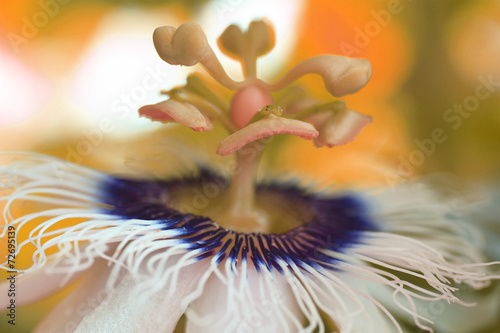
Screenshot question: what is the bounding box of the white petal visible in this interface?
[73,259,208,333]
[433,284,500,333]
[185,264,304,333]
[34,260,112,333]
[0,265,83,308]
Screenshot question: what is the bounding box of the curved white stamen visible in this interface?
[216,115,318,156]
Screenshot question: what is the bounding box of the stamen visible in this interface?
[168,89,237,133]
[216,115,318,156]
[184,75,230,113]
[293,101,347,119]
[139,99,213,132]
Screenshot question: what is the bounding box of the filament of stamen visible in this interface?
[169,90,237,133]
[185,75,230,112]
[293,101,347,120]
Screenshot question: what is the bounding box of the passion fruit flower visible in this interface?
[1,20,499,333]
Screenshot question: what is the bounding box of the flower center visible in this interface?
[167,175,314,234]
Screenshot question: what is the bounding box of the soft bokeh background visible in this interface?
[1,0,499,332]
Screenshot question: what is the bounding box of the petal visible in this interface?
[299,274,396,333]
[432,285,500,333]
[34,260,112,333]
[0,264,83,308]
[139,99,213,132]
[313,109,372,147]
[216,115,318,156]
[71,259,209,333]
[185,264,304,333]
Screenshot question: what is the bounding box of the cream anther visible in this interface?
[139,99,213,132]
